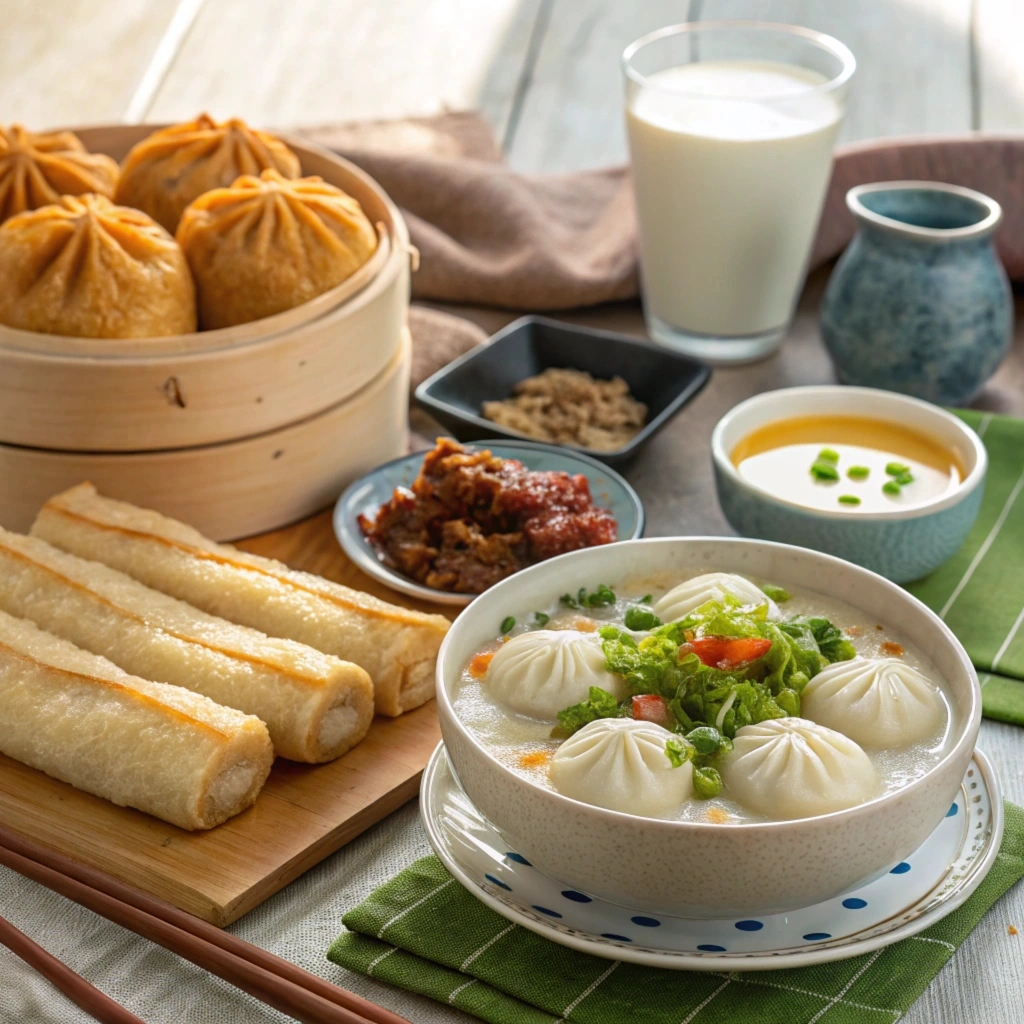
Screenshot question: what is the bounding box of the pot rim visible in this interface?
[846,180,1003,242]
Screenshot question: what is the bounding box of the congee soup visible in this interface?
[453,570,954,825]
[730,415,966,513]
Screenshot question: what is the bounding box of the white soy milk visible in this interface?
[626,60,842,339]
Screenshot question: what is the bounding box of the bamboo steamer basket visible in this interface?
[0,124,411,452]
[0,330,411,541]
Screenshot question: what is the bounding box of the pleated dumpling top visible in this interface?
[0,194,196,339]
[177,168,378,329]
[0,125,119,223]
[115,114,302,232]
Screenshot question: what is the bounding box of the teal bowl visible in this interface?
[711,386,987,583]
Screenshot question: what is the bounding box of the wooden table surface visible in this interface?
[4,2,1024,1021]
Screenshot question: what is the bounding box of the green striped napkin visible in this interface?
[907,410,1024,725]
[328,803,1024,1024]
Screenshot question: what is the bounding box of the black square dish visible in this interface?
[414,316,711,466]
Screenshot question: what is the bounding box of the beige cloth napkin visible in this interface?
[302,115,1024,384]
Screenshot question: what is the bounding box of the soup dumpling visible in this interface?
[801,657,946,749]
[0,125,119,223]
[654,572,781,623]
[0,195,196,339]
[177,169,378,329]
[116,114,302,233]
[721,718,879,819]
[485,629,625,720]
[549,718,693,816]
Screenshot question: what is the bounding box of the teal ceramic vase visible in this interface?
[820,181,1012,405]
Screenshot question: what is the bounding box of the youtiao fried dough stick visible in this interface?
[32,484,449,716]
[0,528,373,762]
[0,610,272,830]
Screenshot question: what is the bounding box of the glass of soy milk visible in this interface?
[623,22,855,364]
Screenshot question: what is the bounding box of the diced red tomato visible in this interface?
[684,636,772,670]
[631,693,670,725]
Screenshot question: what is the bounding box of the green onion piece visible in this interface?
[640,594,653,604]
[693,766,722,800]
[533,612,550,627]
[847,465,870,480]
[559,593,578,609]
[665,737,693,768]
[624,606,662,631]
[500,616,516,634]
[818,448,840,464]
[882,480,902,496]
[776,688,801,716]
[895,471,914,486]
[685,726,723,756]
[761,584,791,603]
[885,462,910,476]
[810,460,840,482]
[838,494,861,506]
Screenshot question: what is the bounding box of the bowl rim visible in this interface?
[436,535,982,832]
[710,385,988,522]
[414,314,711,462]
[333,436,646,607]
[846,180,1003,242]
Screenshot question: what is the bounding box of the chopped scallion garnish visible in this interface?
[810,460,840,482]
[533,611,549,627]
[500,616,516,634]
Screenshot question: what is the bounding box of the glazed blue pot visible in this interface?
[821,181,1012,405]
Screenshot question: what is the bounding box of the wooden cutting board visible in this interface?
[0,508,456,926]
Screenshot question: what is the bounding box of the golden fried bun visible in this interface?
[0,194,197,339]
[116,114,301,232]
[176,169,378,329]
[0,125,119,223]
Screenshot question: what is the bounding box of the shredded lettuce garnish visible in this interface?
[556,597,856,747]
[555,685,622,735]
[664,736,693,768]
[761,584,791,603]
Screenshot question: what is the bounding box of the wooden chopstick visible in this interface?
[0,911,146,1024]
[0,826,409,1024]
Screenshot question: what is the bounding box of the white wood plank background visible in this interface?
[5,0,1024,156]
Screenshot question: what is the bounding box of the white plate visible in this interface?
[333,440,644,606]
[420,742,1002,970]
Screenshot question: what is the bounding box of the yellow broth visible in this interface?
[730,415,964,513]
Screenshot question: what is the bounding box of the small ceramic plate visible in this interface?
[333,440,645,606]
[421,743,1002,970]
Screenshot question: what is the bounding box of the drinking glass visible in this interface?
[622,22,855,364]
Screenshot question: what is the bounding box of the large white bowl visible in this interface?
[436,537,981,918]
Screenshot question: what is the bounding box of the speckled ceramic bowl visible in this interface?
[436,537,980,919]
[711,386,987,583]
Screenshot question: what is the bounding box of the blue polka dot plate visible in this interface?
[333,439,644,607]
[420,743,1002,971]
